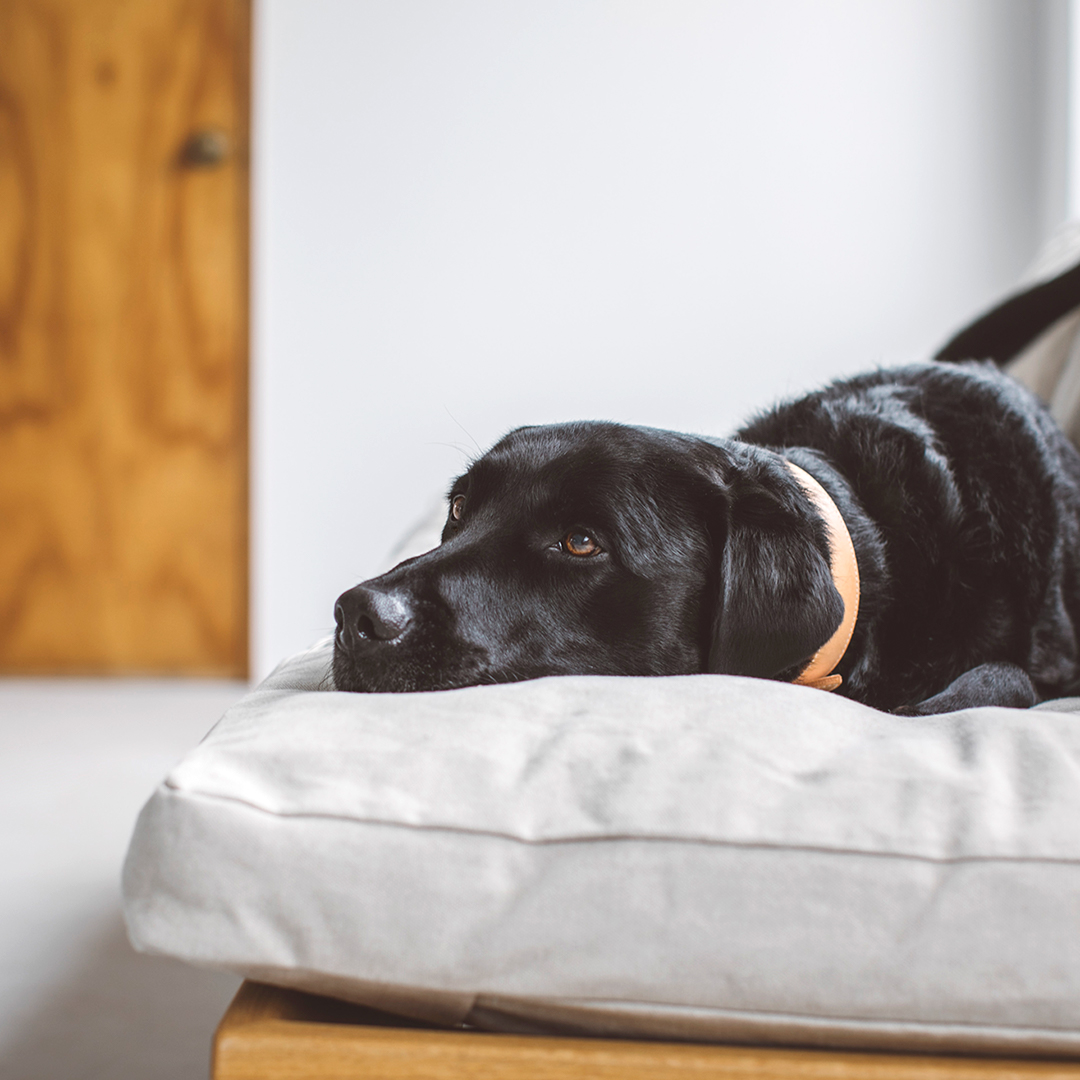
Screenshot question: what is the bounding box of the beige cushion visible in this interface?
[122,639,1080,1055]
[1003,221,1080,443]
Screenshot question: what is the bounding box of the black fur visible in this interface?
[334,276,1080,714]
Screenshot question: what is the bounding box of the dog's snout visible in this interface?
[336,586,413,645]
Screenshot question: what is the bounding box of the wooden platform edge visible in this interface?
[211,980,1080,1080]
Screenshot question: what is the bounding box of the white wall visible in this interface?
[253,0,1061,677]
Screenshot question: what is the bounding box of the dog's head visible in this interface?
[332,422,843,692]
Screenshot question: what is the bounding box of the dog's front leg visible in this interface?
[894,662,1037,716]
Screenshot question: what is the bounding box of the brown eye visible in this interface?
[451,494,466,521]
[563,530,601,556]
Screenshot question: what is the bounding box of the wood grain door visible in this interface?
[0,0,250,676]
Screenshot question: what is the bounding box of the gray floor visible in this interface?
[0,679,249,1080]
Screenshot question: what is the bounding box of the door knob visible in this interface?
[180,128,230,168]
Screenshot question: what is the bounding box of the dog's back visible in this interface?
[738,361,1080,707]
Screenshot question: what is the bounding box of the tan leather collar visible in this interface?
[784,462,860,692]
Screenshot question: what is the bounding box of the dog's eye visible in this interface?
[562,530,601,557]
[450,495,466,521]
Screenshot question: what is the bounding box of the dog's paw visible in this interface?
[892,662,1037,716]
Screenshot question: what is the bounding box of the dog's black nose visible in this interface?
[335,585,413,644]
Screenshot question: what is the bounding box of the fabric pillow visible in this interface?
[951,219,1080,443]
[123,639,1080,1055]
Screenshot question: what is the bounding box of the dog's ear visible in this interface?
[708,466,844,680]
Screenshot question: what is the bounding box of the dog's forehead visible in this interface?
[500,421,700,465]
[459,422,715,515]
[477,423,651,477]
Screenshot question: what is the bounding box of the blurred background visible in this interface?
[1,0,1077,1076]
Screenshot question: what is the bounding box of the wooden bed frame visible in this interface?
[212,981,1080,1079]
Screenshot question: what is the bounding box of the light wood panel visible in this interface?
[212,982,1080,1080]
[0,0,249,675]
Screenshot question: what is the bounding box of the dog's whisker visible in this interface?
[443,406,483,457]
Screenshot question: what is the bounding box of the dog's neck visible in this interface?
[784,461,861,691]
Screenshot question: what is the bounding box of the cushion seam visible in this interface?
[162,782,1080,866]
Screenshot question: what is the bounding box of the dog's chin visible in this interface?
[331,642,491,694]
[332,650,422,693]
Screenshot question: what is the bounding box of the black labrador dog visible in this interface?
[334,264,1080,715]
